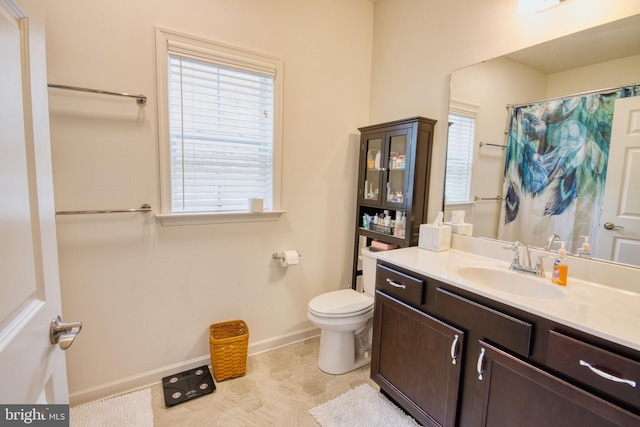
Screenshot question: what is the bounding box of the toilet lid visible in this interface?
[308,289,373,317]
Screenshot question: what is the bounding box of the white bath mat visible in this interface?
[309,383,421,427]
[70,388,153,427]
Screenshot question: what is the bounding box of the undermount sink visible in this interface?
[456,266,567,300]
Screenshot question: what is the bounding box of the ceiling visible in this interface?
[504,14,640,74]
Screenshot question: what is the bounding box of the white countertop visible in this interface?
[373,246,640,352]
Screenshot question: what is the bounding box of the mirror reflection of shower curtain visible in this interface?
[497,85,638,254]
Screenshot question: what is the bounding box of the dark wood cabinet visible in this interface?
[371,290,463,427]
[352,116,436,289]
[545,331,640,410]
[372,261,640,427]
[472,341,640,427]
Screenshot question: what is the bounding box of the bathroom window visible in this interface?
[445,106,477,204]
[155,28,284,224]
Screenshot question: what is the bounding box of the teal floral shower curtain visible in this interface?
[498,86,638,254]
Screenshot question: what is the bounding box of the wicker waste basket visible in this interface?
[209,320,249,382]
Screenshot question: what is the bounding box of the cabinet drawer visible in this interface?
[546,331,640,409]
[376,264,424,307]
[435,288,532,357]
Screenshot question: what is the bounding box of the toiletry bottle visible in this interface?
[577,236,592,259]
[383,210,391,226]
[551,242,568,286]
[367,150,375,169]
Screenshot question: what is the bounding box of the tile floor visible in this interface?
[150,336,378,426]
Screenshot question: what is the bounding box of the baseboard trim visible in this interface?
[68,326,320,406]
[248,326,319,356]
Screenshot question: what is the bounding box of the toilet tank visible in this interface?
[361,248,377,297]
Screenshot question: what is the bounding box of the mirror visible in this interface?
[445,14,640,266]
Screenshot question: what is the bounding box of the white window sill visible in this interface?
[156,210,287,226]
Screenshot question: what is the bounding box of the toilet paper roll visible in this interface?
[280,250,300,267]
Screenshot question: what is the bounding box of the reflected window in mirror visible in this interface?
[445,104,477,204]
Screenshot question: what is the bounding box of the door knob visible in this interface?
[603,222,624,230]
[50,315,82,350]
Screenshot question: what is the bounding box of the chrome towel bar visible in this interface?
[48,83,147,105]
[479,141,507,149]
[474,195,502,201]
[56,204,152,216]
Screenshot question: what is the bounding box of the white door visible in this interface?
[0,0,74,404]
[597,96,640,266]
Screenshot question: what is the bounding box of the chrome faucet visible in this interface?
[505,240,547,277]
[544,234,561,251]
[512,240,532,269]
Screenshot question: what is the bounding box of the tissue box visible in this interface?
[444,222,473,236]
[419,224,452,252]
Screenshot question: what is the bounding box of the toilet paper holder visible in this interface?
[272,251,302,260]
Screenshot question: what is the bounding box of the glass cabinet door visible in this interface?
[385,130,409,208]
[363,134,383,204]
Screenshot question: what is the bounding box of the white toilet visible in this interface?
[307,248,377,374]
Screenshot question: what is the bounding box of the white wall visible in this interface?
[547,54,640,97]
[369,0,640,224]
[45,0,374,403]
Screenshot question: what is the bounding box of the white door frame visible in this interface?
[0,0,71,406]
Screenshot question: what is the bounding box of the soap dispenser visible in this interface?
[551,242,568,286]
[577,236,592,259]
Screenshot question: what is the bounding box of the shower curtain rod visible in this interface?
[506,81,640,109]
[48,83,147,105]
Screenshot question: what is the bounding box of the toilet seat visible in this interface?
[308,289,373,318]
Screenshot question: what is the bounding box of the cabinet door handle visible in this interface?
[477,348,486,380]
[450,334,459,365]
[386,278,406,289]
[579,360,637,388]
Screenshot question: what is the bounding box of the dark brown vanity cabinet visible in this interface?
[473,341,640,427]
[545,331,640,411]
[351,117,436,288]
[371,262,640,427]
[371,291,463,427]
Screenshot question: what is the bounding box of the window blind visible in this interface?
[445,113,475,203]
[168,54,275,212]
